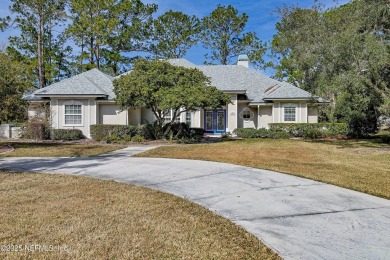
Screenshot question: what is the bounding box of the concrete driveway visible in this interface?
[1,146,389,260]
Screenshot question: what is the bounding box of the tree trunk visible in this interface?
[37,12,46,88]
[96,43,100,69]
[90,36,94,65]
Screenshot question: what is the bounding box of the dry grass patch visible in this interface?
[0,172,279,260]
[137,139,390,199]
[0,142,126,157]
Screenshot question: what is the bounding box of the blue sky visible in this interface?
[0,0,349,75]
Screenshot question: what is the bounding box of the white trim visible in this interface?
[56,99,59,129]
[63,100,84,127]
[88,99,91,136]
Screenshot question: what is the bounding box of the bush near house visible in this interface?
[140,122,204,141]
[233,128,291,139]
[163,123,204,142]
[52,129,85,140]
[90,125,140,142]
[21,119,50,140]
[269,123,348,138]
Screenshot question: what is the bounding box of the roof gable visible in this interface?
[29,68,115,99]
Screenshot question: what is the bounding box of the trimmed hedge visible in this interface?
[233,128,291,139]
[52,129,84,140]
[90,123,204,142]
[269,123,348,137]
[90,124,140,141]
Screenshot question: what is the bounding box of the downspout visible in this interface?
[257,105,260,129]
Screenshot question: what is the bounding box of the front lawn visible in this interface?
[137,139,390,199]
[0,172,279,259]
[0,142,126,157]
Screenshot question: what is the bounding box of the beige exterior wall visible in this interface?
[272,102,309,124]
[49,98,97,138]
[128,108,142,125]
[141,108,155,124]
[308,106,319,123]
[226,94,238,132]
[237,103,257,129]
[98,103,127,125]
[28,103,45,119]
[258,106,273,129]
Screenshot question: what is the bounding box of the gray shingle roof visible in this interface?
[27,59,323,103]
[27,69,115,100]
[168,59,320,103]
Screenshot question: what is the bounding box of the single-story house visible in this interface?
[25,55,326,138]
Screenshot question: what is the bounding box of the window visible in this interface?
[65,104,82,125]
[163,109,181,124]
[242,109,251,119]
[163,109,171,124]
[240,107,252,121]
[186,111,192,126]
[284,106,296,122]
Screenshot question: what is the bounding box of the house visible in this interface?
[26,55,326,138]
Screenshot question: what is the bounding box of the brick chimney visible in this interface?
[237,54,249,68]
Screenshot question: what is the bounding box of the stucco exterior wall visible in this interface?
[49,99,97,138]
[226,94,237,132]
[308,106,319,123]
[28,102,48,119]
[258,106,273,129]
[128,108,142,125]
[237,103,257,129]
[99,103,127,125]
[272,102,309,124]
[141,108,155,124]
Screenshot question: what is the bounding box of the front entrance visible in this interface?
[204,110,226,134]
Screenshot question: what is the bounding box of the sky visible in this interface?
[0,0,350,75]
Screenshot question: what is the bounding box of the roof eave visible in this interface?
[222,90,247,94]
[34,94,108,98]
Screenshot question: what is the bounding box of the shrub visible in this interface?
[21,119,50,140]
[269,123,348,137]
[380,135,390,144]
[104,134,129,144]
[90,125,140,141]
[233,128,259,138]
[163,122,190,139]
[302,129,329,139]
[267,129,291,139]
[189,128,204,139]
[52,129,84,140]
[233,128,291,139]
[131,135,145,142]
[139,122,163,140]
[175,137,202,144]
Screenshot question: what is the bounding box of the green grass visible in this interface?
[0,172,279,260]
[137,138,390,199]
[0,142,126,157]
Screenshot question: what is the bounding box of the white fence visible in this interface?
[0,124,22,139]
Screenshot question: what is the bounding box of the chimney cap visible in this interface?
[238,54,249,61]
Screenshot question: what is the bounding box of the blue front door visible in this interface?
[204,110,226,134]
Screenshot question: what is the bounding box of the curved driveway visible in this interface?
[1,146,390,260]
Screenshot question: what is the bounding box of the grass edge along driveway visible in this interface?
[0,142,126,157]
[136,138,390,199]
